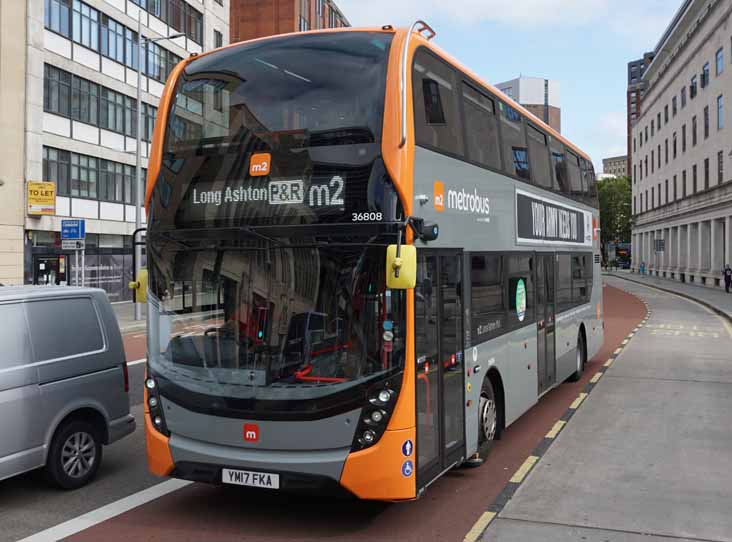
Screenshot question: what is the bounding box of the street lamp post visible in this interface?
[134,14,184,321]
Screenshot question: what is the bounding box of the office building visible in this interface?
[627,52,655,173]
[5,0,229,299]
[603,155,628,177]
[495,76,561,133]
[230,0,348,43]
[631,0,732,288]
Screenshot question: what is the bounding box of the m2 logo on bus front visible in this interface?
[249,153,271,177]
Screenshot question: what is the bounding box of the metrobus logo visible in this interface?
[249,153,271,177]
[434,180,490,218]
[243,423,259,442]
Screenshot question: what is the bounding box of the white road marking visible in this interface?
[127,358,146,366]
[16,479,192,542]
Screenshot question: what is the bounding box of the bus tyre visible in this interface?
[45,420,102,490]
[478,378,498,458]
[568,331,587,382]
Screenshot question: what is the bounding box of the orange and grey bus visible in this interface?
[136,22,603,501]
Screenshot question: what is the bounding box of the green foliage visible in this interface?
[598,176,632,249]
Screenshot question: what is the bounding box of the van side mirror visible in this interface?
[386,245,416,289]
[129,268,148,304]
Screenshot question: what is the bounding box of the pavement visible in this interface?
[481,274,732,541]
[0,283,645,542]
[607,269,732,320]
[112,302,147,334]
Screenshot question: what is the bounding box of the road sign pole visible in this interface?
[75,250,79,287]
[81,248,85,287]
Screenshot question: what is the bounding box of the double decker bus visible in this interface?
[137,22,603,501]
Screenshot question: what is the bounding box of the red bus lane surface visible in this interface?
[70,284,643,542]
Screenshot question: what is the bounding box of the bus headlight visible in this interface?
[145,376,170,437]
[352,381,401,451]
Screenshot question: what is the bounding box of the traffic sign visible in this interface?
[61,219,86,240]
[62,239,85,250]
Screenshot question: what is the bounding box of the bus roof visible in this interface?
[178,26,593,166]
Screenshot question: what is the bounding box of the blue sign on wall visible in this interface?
[61,219,86,240]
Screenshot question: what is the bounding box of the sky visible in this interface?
[337,0,684,172]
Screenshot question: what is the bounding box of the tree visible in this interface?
[598,176,632,258]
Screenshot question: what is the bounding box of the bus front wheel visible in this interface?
[478,378,498,457]
[568,330,587,382]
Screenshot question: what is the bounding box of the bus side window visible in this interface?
[470,254,505,343]
[556,254,572,312]
[527,124,553,190]
[566,151,584,200]
[461,83,502,171]
[551,146,569,194]
[571,254,591,304]
[413,50,464,157]
[500,103,530,181]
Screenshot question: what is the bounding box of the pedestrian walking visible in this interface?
[724,264,732,293]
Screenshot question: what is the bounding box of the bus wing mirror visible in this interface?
[386,245,416,289]
[128,268,148,304]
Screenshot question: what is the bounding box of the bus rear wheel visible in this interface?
[478,378,498,457]
[568,331,587,382]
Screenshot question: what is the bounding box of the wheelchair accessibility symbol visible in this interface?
[401,460,414,477]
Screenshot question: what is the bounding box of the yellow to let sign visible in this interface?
[27,181,56,216]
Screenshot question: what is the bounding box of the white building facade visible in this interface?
[22,0,229,300]
[631,0,732,288]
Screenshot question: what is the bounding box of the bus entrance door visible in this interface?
[536,254,557,395]
[414,251,466,489]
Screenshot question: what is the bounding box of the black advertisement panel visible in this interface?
[516,189,592,246]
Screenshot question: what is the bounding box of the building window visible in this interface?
[214,29,223,49]
[719,150,724,184]
[717,94,724,130]
[99,160,124,202]
[673,132,677,159]
[43,64,71,117]
[673,175,677,201]
[717,47,724,76]
[645,125,648,141]
[702,62,710,88]
[682,124,687,152]
[146,41,167,82]
[657,183,661,206]
[681,86,687,108]
[125,28,139,70]
[100,15,125,64]
[124,96,137,138]
[645,156,648,177]
[692,115,698,146]
[633,195,636,215]
[633,137,637,153]
[100,88,125,133]
[651,119,655,137]
[186,6,203,45]
[693,164,698,192]
[651,150,655,173]
[45,0,71,38]
[70,153,98,199]
[72,0,99,51]
[143,103,157,141]
[665,138,668,164]
[672,96,677,116]
[657,112,661,131]
[633,164,637,184]
[664,105,668,124]
[299,0,311,30]
[71,77,98,125]
[682,170,687,197]
[43,147,71,196]
[690,75,698,98]
[704,157,710,189]
[704,105,710,139]
[665,179,668,204]
[657,144,661,168]
[651,187,655,209]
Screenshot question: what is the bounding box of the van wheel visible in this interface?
[46,420,102,490]
[478,378,498,458]
[568,332,587,382]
